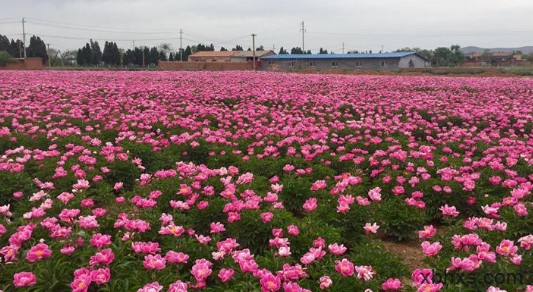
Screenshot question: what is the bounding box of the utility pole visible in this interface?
[179,29,183,62]
[251,34,257,71]
[22,17,26,59]
[381,45,384,53]
[300,21,306,52]
[342,43,345,54]
[58,49,64,67]
[142,46,145,67]
[132,40,135,50]
[47,43,51,68]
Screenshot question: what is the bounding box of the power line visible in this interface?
[307,30,533,37]
[12,17,266,51]
[25,17,176,33]
[27,19,177,35]
[26,32,248,50]
[26,32,180,42]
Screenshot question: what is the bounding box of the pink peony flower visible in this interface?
[418,225,437,239]
[303,198,318,212]
[166,251,189,264]
[287,225,300,236]
[328,243,347,255]
[382,278,403,290]
[259,272,281,291]
[421,241,442,256]
[210,222,226,233]
[440,204,459,217]
[368,187,382,201]
[355,265,374,281]
[13,271,37,287]
[260,212,274,223]
[218,268,234,283]
[335,259,354,277]
[277,246,292,257]
[364,222,379,234]
[191,259,213,282]
[137,282,163,292]
[26,243,52,262]
[90,233,112,249]
[319,276,332,289]
[310,180,327,191]
[168,280,188,292]
[143,254,166,270]
[89,248,115,266]
[496,240,518,257]
[90,268,111,285]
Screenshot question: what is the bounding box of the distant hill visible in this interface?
[461,46,533,54]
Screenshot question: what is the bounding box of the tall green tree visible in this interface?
[27,35,48,64]
[9,39,23,58]
[183,46,192,61]
[123,49,136,66]
[61,50,78,66]
[290,47,304,54]
[0,35,10,53]
[450,45,464,66]
[149,47,159,65]
[102,41,112,65]
[112,43,120,65]
[159,51,167,62]
[83,43,92,65]
[89,39,102,65]
[76,49,83,66]
[143,47,150,66]
[278,47,288,54]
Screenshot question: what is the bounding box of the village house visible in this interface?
[188,50,275,62]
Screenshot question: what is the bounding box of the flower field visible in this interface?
[0,71,532,292]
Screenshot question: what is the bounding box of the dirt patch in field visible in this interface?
[382,240,428,271]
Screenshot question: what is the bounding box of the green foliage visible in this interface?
[226,209,295,254]
[377,196,428,241]
[431,45,465,67]
[0,50,14,66]
[0,171,36,206]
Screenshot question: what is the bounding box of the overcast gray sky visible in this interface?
[1,0,533,52]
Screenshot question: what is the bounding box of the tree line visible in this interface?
[7,33,529,68]
[0,34,49,64]
[395,45,465,67]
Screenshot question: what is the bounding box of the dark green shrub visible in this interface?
[377,196,428,241]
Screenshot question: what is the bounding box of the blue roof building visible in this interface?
[259,52,429,71]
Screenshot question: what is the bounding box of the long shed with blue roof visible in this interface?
[259,52,429,71]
